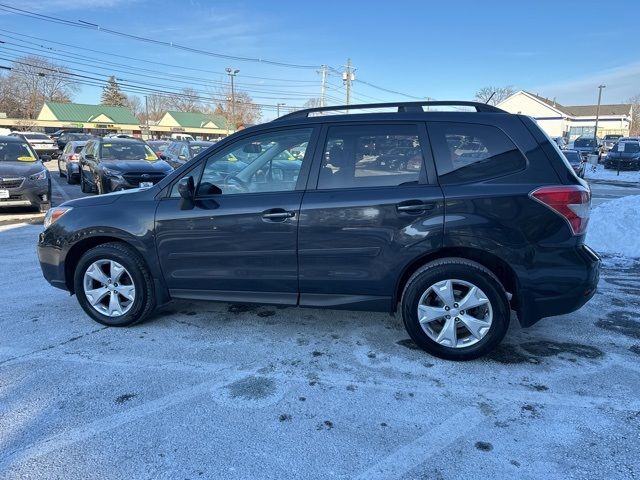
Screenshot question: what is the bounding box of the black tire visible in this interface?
[96,174,106,195]
[58,159,65,178]
[67,173,77,185]
[80,171,89,193]
[73,242,156,327]
[401,257,510,361]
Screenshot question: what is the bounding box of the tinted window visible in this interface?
[0,142,37,162]
[318,125,423,190]
[429,122,526,184]
[616,141,640,153]
[574,138,596,148]
[195,128,312,196]
[22,133,50,140]
[74,145,85,153]
[562,151,581,163]
[100,142,157,161]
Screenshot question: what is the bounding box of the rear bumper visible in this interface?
[516,244,600,327]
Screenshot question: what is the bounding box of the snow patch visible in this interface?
[584,164,640,183]
[587,195,640,258]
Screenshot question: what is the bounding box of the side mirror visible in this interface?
[39,154,52,162]
[177,176,195,210]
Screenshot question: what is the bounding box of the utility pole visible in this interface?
[277,103,286,117]
[144,95,150,139]
[342,58,355,105]
[318,64,328,107]
[225,67,239,130]
[594,84,605,144]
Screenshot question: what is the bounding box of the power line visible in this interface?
[0,3,321,70]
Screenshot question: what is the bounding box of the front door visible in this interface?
[155,127,317,305]
[298,123,444,310]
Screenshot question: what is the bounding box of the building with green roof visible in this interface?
[36,102,142,133]
[156,111,232,139]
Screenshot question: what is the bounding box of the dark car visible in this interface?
[162,140,214,169]
[572,136,601,160]
[562,149,586,178]
[38,101,599,361]
[79,137,173,194]
[58,140,88,184]
[604,139,640,170]
[56,132,92,153]
[147,140,170,158]
[376,146,422,170]
[0,136,51,212]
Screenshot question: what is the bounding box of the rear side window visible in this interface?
[318,124,423,189]
[429,122,526,184]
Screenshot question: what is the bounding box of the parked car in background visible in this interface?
[147,140,170,158]
[603,138,640,170]
[79,137,173,194]
[58,140,88,184]
[572,136,602,161]
[162,140,214,169]
[10,132,58,158]
[0,135,51,212]
[56,132,92,153]
[601,134,623,155]
[38,101,599,361]
[562,149,585,178]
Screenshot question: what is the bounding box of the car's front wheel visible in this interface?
[74,242,156,327]
[401,258,510,361]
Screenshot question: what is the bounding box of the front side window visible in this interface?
[195,128,312,196]
[318,125,423,190]
[429,122,526,184]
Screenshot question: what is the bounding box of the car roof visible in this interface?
[98,137,144,143]
[0,135,26,143]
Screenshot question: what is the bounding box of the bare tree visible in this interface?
[627,94,640,136]
[125,95,144,121]
[303,98,322,108]
[0,55,79,118]
[144,94,170,123]
[213,89,261,128]
[166,88,203,112]
[475,86,516,106]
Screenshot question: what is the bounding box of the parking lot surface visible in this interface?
[1,218,640,479]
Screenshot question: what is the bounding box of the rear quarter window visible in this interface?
[429,122,526,184]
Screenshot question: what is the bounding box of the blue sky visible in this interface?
[1,0,639,117]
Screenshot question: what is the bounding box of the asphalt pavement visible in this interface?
[0,164,639,478]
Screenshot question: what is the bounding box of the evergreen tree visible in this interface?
[101,76,127,106]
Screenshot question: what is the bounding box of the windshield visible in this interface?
[22,133,50,140]
[189,143,212,156]
[100,142,158,161]
[615,142,640,153]
[562,151,580,162]
[0,141,38,161]
[605,135,622,140]
[574,138,596,147]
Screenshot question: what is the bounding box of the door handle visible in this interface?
[396,201,436,213]
[262,209,295,220]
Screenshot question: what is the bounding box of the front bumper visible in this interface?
[516,244,600,327]
[0,179,50,209]
[106,173,168,191]
[37,228,68,291]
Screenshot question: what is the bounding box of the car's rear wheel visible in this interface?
[401,258,510,361]
[74,242,156,327]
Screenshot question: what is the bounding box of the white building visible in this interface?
[497,91,632,140]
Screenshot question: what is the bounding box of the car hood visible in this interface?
[63,185,152,208]
[100,159,173,173]
[0,161,45,177]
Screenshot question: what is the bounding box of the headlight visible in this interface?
[102,167,122,177]
[44,206,72,229]
[29,169,48,181]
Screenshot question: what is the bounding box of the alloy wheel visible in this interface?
[82,259,135,317]
[417,279,493,348]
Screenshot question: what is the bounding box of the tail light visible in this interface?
[530,185,591,235]
[69,154,78,161]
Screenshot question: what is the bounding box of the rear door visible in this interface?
[297,122,444,310]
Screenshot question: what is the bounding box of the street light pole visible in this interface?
[594,84,605,144]
[225,67,239,130]
[277,103,286,117]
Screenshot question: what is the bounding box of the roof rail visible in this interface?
[274,101,505,121]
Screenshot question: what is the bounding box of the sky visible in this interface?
[1,0,639,119]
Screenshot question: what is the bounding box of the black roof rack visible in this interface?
[274,101,505,121]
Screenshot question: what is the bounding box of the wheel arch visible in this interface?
[392,247,519,312]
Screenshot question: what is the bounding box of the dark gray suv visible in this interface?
[38,102,600,360]
[0,136,51,212]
